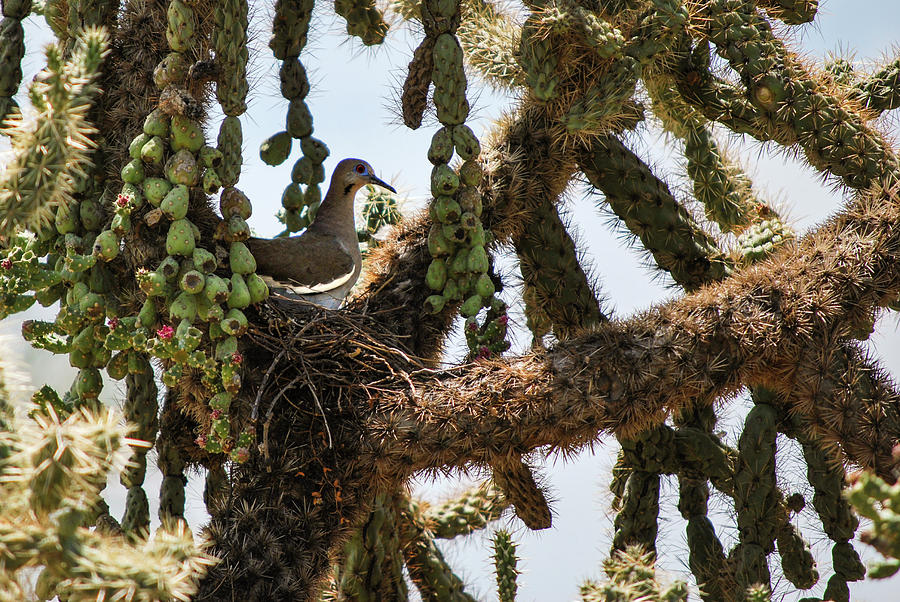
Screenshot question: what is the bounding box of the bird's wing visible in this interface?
[248,232,357,294]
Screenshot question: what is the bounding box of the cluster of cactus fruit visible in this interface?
[419,0,508,357]
[115,0,265,462]
[260,0,332,235]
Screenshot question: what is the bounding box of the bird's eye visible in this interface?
[355,164,366,174]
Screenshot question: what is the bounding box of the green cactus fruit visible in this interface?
[107,351,129,380]
[467,246,489,273]
[170,114,205,153]
[35,285,64,307]
[428,127,455,165]
[475,273,495,298]
[424,294,446,314]
[111,212,131,237]
[460,211,480,232]
[202,169,223,195]
[228,273,251,309]
[304,184,321,208]
[192,247,217,273]
[221,308,248,336]
[78,199,105,230]
[229,242,257,274]
[199,145,223,168]
[121,158,146,184]
[138,298,157,328]
[225,215,250,242]
[162,364,182,387]
[54,201,78,234]
[75,367,103,399]
[460,294,483,317]
[180,270,205,294]
[292,156,313,184]
[205,302,225,323]
[433,196,461,223]
[458,186,482,216]
[195,293,213,321]
[442,275,461,299]
[215,335,238,361]
[443,222,467,244]
[158,256,180,280]
[283,209,306,232]
[449,250,469,276]
[140,135,166,166]
[427,223,454,256]
[166,219,196,256]
[453,125,480,160]
[282,183,304,210]
[468,221,486,247]
[160,184,190,220]
[287,99,313,139]
[143,108,170,138]
[220,187,252,219]
[137,269,167,296]
[73,325,95,352]
[222,360,241,393]
[153,51,188,89]
[69,347,91,369]
[431,163,460,197]
[165,149,200,187]
[209,391,233,411]
[280,58,310,100]
[120,183,144,208]
[300,136,330,164]
[311,163,326,185]
[143,178,172,207]
[205,274,229,303]
[104,321,135,350]
[169,291,198,321]
[217,115,242,186]
[260,131,292,166]
[426,258,448,290]
[92,230,120,262]
[176,320,202,351]
[166,0,195,52]
[129,133,152,160]
[246,272,269,304]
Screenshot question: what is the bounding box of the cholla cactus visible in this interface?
[847,469,900,579]
[3,0,900,600]
[0,349,213,600]
[579,546,687,602]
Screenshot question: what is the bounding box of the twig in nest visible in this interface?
[262,375,300,461]
[303,362,333,449]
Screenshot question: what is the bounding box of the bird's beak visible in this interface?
[368,174,396,193]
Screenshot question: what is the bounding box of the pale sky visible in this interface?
[6,1,900,600]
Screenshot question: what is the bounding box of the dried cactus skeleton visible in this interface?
[2,0,900,600]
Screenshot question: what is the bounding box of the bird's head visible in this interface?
[333,158,396,197]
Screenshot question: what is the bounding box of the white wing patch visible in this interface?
[261,266,356,295]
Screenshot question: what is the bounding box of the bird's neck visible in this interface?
[310,181,360,235]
